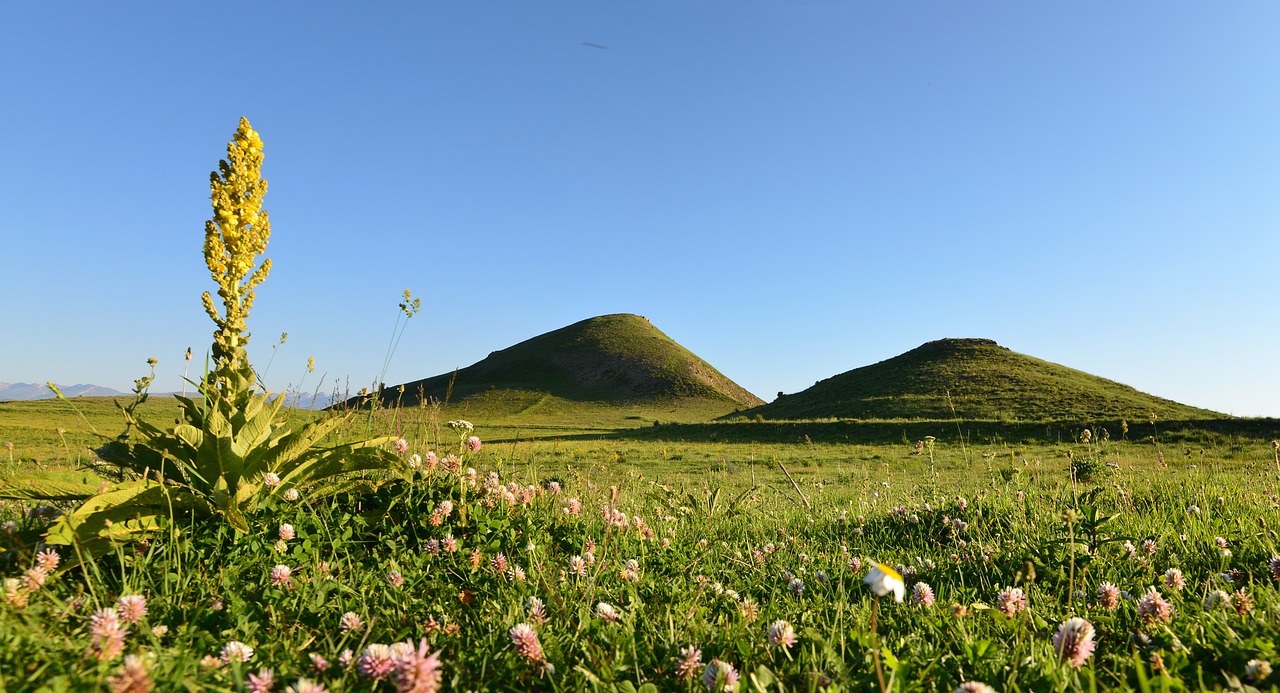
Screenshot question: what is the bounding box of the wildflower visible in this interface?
[1270,556,1280,581]
[358,643,397,681]
[263,472,281,487]
[739,598,760,622]
[35,548,60,571]
[954,683,996,693]
[466,436,482,452]
[1137,587,1173,625]
[90,607,127,661]
[107,654,154,693]
[1097,583,1121,610]
[702,659,739,692]
[394,638,443,693]
[151,625,168,637]
[221,641,255,663]
[509,623,544,662]
[491,553,508,574]
[568,555,587,577]
[767,620,797,648]
[309,653,329,672]
[912,582,936,606]
[284,679,328,693]
[340,611,363,633]
[847,556,862,572]
[23,565,48,591]
[1247,659,1273,683]
[863,563,905,602]
[446,420,474,433]
[117,595,147,624]
[442,535,458,553]
[675,645,702,682]
[956,496,968,511]
[200,655,223,669]
[787,577,805,596]
[1233,588,1254,616]
[1215,536,1229,549]
[279,524,296,541]
[274,539,289,553]
[438,500,454,516]
[270,564,292,587]
[527,596,548,624]
[995,587,1027,618]
[1052,617,1096,668]
[1141,539,1157,555]
[596,602,622,623]
[338,649,354,669]
[283,488,300,502]
[547,481,561,494]
[1162,568,1185,590]
[246,668,275,693]
[388,570,404,587]
[394,438,409,454]
[408,454,422,469]
[1204,589,1232,610]
[620,559,640,582]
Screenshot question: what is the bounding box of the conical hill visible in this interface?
[747,338,1223,422]
[363,314,763,420]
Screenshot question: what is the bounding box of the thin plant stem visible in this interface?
[870,596,886,693]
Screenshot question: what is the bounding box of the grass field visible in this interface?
[3,395,1280,692]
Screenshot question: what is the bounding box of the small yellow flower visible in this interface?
[863,562,905,602]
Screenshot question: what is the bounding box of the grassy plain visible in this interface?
[3,395,1280,691]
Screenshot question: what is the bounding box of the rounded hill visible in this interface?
[746,338,1224,422]
[360,314,763,421]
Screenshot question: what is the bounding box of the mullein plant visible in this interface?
[4,118,401,557]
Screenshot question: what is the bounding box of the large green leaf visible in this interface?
[0,474,110,501]
[282,445,398,490]
[44,481,210,547]
[232,395,280,460]
[252,414,350,474]
[173,423,204,452]
[196,405,241,490]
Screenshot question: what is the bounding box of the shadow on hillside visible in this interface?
[488,418,1280,446]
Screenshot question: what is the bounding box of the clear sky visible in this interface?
[2,2,1277,417]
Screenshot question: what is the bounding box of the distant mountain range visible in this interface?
[0,382,129,400]
[0,382,334,410]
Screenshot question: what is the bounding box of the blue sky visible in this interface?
[2,2,1277,417]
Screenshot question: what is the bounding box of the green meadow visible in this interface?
[4,393,1280,692]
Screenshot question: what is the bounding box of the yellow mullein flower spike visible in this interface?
[202,117,271,385]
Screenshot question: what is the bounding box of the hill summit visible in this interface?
[746,337,1223,422]
[363,314,763,418]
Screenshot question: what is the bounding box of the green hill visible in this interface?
[744,338,1225,422]
[356,314,764,423]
